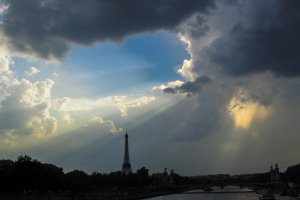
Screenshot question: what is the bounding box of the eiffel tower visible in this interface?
[122,130,132,175]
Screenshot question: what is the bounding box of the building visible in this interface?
[152,168,175,186]
[122,130,132,175]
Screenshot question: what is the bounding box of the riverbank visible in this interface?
[0,186,192,200]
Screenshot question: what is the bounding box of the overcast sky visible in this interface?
[0,0,300,176]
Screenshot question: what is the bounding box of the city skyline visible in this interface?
[0,0,300,176]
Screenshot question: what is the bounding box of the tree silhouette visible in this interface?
[136,166,150,187]
[286,163,300,184]
[65,170,90,193]
[13,155,45,191]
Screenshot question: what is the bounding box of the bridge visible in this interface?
[179,182,285,194]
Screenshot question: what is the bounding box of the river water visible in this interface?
[144,186,297,200]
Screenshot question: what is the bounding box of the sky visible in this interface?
[0,0,300,176]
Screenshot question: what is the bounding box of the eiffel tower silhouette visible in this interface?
[122,130,132,175]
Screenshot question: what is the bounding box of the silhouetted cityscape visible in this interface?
[0,131,300,199]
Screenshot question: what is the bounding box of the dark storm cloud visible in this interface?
[1,0,215,59]
[163,75,212,95]
[207,0,300,77]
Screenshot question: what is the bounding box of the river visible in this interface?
[143,186,297,200]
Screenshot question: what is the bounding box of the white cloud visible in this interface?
[0,3,9,14]
[25,66,40,76]
[111,96,156,117]
[0,54,10,72]
[0,56,57,138]
[26,116,57,137]
[62,113,74,125]
[53,97,92,112]
[152,80,184,92]
[177,33,196,81]
[0,54,18,87]
[90,116,122,133]
[52,73,58,77]
[52,95,156,119]
[0,59,18,109]
[19,79,54,106]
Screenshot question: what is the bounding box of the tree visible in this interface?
[286,164,300,184]
[136,167,150,187]
[17,155,34,163]
[65,170,90,193]
[13,155,45,191]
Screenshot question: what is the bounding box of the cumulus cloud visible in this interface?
[90,116,122,134]
[52,73,58,77]
[0,0,216,60]
[0,54,10,72]
[152,80,184,92]
[61,113,74,125]
[0,56,128,153]
[0,76,57,136]
[0,54,57,138]
[25,66,40,76]
[53,97,91,112]
[163,76,212,96]
[176,33,196,80]
[111,96,156,117]
[0,54,16,91]
[0,2,8,14]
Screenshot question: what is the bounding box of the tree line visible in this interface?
[0,155,181,194]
